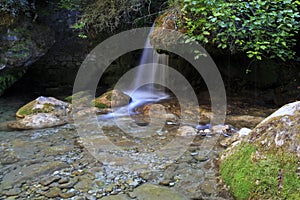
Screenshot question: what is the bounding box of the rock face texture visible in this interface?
[220,101,300,200]
[0,18,55,94]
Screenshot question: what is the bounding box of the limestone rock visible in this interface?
[16,96,71,118]
[248,101,300,156]
[8,96,71,130]
[220,101,300,199]
[0,19,55,95]
[92,90,130,109]
[8,113,68,130]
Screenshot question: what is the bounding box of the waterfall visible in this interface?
[128,25,169,103]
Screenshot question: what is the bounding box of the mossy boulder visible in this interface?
[220,101,300,200]
[92,90,130,109]
[9,96,71,130]
[16,96,71,118]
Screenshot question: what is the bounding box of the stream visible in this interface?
[0,93,277,199]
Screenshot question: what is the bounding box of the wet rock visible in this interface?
[177,126,197,136]
[1,161,67,191]
[59,191,75,198]
[74,176,93,192]
[40,176,60,186]
[44,187,61,198]
[59,177,79,189]
[0,147,19,165]
[132,184,187,200]
[92,90,130,109]
[226,115,265,129]
[58,177,69,184]
[159,179,172,186]
[101,194,130,200]
[1,188,22,196]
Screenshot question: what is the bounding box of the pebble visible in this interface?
[59,191,75,198]
[58,177,69,184]
[44,187,61,198]
[159,179,172,186]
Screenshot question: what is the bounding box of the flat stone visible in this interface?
[40,176,61,186]
[44,187,61,198]
[74,176,93,192]
[59,177,78,189]
[59,191,75,199]
[132,184,188,200]
[2,188,22,196]
[1,161,67,191]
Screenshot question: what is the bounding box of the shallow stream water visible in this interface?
[0,94,276,199]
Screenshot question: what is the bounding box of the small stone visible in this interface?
[127,192,137,199]
[59,191,75,199]
[238,127,252,136]
[58,177,69,184]
[159,179,172,186]
[59,177,78,189]
[40,176,61,186]
[105,184,114,193]
[44,187,61,198]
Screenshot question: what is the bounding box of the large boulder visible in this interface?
[220,101,300,200]
[16,96,71,118]
[8,96,71,130]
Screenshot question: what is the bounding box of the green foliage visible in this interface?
[220,143,300,199]
[182,0,300,61]
[0,71,24,96]
[58,0,80,10]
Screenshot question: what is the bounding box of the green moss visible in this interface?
[221,143,256,199]
[220,142,300,200]
[93,102,108,109]
[65,91,88,102]
[105,91,112,101]
[16,101,55,118]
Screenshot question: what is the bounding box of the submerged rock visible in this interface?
[220,101,300,200]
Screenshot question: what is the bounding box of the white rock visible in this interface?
[238,128,252,136]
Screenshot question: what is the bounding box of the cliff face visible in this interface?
[0,13,55,95]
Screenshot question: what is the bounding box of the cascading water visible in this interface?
[99,25,170,119]
[127,25,169,103]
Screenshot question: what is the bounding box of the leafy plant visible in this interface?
[181,0,300,61]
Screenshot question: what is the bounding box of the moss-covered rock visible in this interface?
[220,101,300,200]
[92,90,130,109]
[0,17,55,95]
[16,96,71,118]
